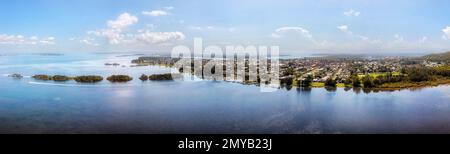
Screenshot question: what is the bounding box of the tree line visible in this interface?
[282,65,450,88]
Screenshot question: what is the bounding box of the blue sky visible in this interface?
[0,0,449,55]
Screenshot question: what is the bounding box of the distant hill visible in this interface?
[423,51,450,62]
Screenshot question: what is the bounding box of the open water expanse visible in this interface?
[0,53,449,133]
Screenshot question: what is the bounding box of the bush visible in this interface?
[74,75,103,83]
[405,67,431,82]
[107,75,133,82]
[324,78,337,87]
[33,75,52,80]
[280,77,294,86]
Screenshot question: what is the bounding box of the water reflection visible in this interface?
[324,87,337,92]
[296,87,312,93]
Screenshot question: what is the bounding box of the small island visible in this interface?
[105,63,120,66]
[107,75,133,82]
[30,74,103,83]
[52,75,71,82]
[148,73,181,81]
[8,74,23,79]
[139,74,148,81]
[32,75,52,80]
[74,75,103,83]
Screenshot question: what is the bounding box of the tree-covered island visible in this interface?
[106,75,133,82]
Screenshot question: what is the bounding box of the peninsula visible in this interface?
[131,51,450,91]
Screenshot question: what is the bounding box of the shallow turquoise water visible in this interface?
[0,53,449,133]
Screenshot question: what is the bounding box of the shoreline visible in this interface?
[4,72,450,92]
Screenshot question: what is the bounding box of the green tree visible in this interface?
[344,77,352,86]
[373,78,382,85]
[352,75,361,87]
[299,75,313,87]
[280,77,294,86]
[406,67,431,82]
[324,78,337,87]
[362,75,375,88]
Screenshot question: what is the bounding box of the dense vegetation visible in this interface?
[286,65,450,90]
[280,77,293,86]
[433,66,450,77]
[343,66,450,89]
[73,75,103,83]
[107,75,133,82]
[52,75,71,82]
[32,75,52,80]
[324,78,337,87]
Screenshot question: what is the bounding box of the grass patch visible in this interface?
[358,72,402,79]
[336,83,346,87]
[292,79,298,86]
[311,82,325,87]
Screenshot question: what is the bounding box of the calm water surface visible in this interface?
[0,53,450,133]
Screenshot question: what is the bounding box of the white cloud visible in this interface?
[228,27,236,32]
[337,25,348,32]
[39,37,56,45]
[343,9,360,17]
[336,25,380,44]
[136,31,185,44]
[164,6,174,10]
[88,12,185,45]
[89,13,138,44]
[442,26,450,40]
[0,34,55,45]
[272,26,448,53]
[142,6,173,17]
[192,26,202,30]
[81,40,99,46]
[71,37,99,46]
[190,26,216,31]
[273,27,312,38]
[142,10,169,17]
[107,13,138,30]
[88,29,121,44]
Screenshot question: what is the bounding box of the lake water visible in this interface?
[0,53,450,134]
